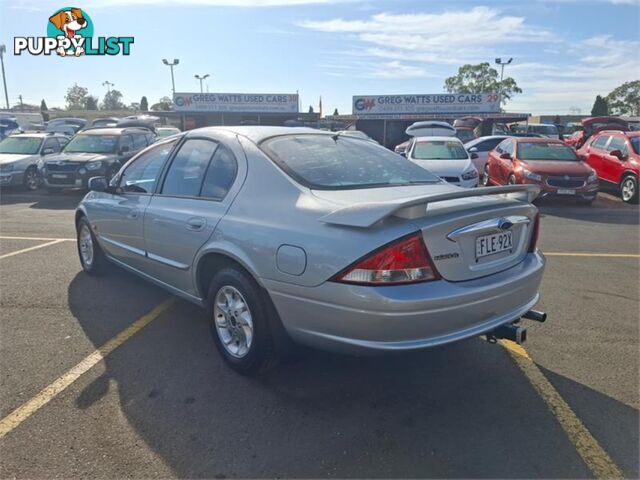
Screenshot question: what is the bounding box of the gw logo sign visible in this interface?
[354,97,376,111]
[14,7,134,57]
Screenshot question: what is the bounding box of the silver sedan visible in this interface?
[76,127,546,374]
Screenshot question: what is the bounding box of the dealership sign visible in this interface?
[352,94,501,115]
[173,93,298,113]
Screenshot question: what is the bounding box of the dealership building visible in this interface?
[326,93,529,149]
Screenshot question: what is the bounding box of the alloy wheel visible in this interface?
[24,167,39,191]
[213,285,254,358]
[621,177,635,202]
[79,224,94,268]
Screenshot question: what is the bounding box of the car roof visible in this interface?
[413,136,463,142]
[597,129,639,137]
[8,132,66,138]
[189,126,331,143]
[512,137,564,143]
[79,127,149,135]
[464,135,508,146]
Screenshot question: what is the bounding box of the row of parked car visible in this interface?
[0,117,181,192]
[394,119,638,204]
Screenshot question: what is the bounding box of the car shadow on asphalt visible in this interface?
[536,194,639,226]
[0,189,85,210]
[65,269,638,479]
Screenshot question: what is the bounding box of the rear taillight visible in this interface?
[333,233,440,285]
[528,213,540,252]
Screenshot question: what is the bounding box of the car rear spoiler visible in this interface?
[318,185,540,228]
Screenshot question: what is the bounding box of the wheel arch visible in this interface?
[194,248,264,301]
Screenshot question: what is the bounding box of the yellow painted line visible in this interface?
[500,340,624,479]
[546,252,640,258]
[0,239,66,260]
[0,235,75,242]
[0,298,176,439]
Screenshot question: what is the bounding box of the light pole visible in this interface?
[194,74,210,94]
[102,81,114,93]
[495,58,513,106]
[162,58,179,98]
[0,44,9,110]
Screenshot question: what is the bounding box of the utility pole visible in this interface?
[18,94,24,111]
[102,81,114,93]
[0,45,9,110]
[162,58,179,98]
[194,74,210,94]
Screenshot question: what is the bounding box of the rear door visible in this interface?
[91,140,176,271]
[586,135,611,179]
[143,135,244,296]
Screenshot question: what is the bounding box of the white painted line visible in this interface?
[0,239,66,260]
[0,235,75,242]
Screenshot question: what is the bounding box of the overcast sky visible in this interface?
[1,0,639,115]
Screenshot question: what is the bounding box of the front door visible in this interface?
[92,140,177,271]
[601,135,627,183]
[143,137,242,296]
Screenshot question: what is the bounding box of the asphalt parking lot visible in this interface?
[0,188,638,479]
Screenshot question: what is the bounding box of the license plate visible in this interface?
[51,174,68,179]
[557,188,575,195]
[476,231,513,259]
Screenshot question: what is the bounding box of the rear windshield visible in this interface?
[412,140,468,160]
[64,134,118,154]
[531,125,558,135]
[260,134,440,190]
[518,142,579,161]
[0,137,42,154]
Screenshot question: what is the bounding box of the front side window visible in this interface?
[64,134,118,154]
[607,136,627,154]
[0,137,43,154]
[591,135,610,149]
[412,140,468,160]
[42,138,61,153]
[132,133,147,150]
[498,139,514,155]
[119,135,133,152]
[119,140,176,194]
[477,138,504,152]
[517,142,579,161]
[261,134,440,190]
[162,139,218,197]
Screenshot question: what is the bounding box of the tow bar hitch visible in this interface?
[486,309,547,345]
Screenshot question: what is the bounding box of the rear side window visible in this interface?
[162,139,217,197]
[592,135,610,149]
[261,134,439,189]
[201,145,237,200]
[476,138,504,152]
[132,133,147,150]
[119,135,133,151]
[120,140,176,193]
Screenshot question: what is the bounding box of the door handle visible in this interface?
[127,208,140,219]
[186,217,206,231]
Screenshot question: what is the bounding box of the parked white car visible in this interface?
[406,135,479,188]
[464,135,509,172]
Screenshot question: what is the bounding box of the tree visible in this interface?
[444,62,522,104]
[140,96,149,111]
[606,80,640,116]
[333,108,339,116]
[101,89,125,110]
[65,83,89,110]
[84,95,99,110]
[40,99,49,121]
[129,102,140,111]
[150,96,173,111]
[308,105,314,113]
[591,95,609,116]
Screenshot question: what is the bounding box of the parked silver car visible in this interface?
[0,133,69,190]
[76,127,546,374]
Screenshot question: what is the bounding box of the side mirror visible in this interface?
[119,145,130,155]
[500,153,512,160]
[42,148,55,155]
[470,152,479,159]
[399,150,406,157]
[609,149,626,160]
[88,176,109,192]
[468,146,478,153]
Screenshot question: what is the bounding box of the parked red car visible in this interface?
[482,137,599,203]
[564,116,629,149]
[577,130,639,203]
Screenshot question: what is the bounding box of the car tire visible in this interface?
[508,174,517,185]
[620,175,638,204]
[207,267,280,375]
[76,217,108,275]
[481,164,490,187]
[23,165,40,191]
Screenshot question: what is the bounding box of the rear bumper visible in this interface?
[264,251,545,354]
